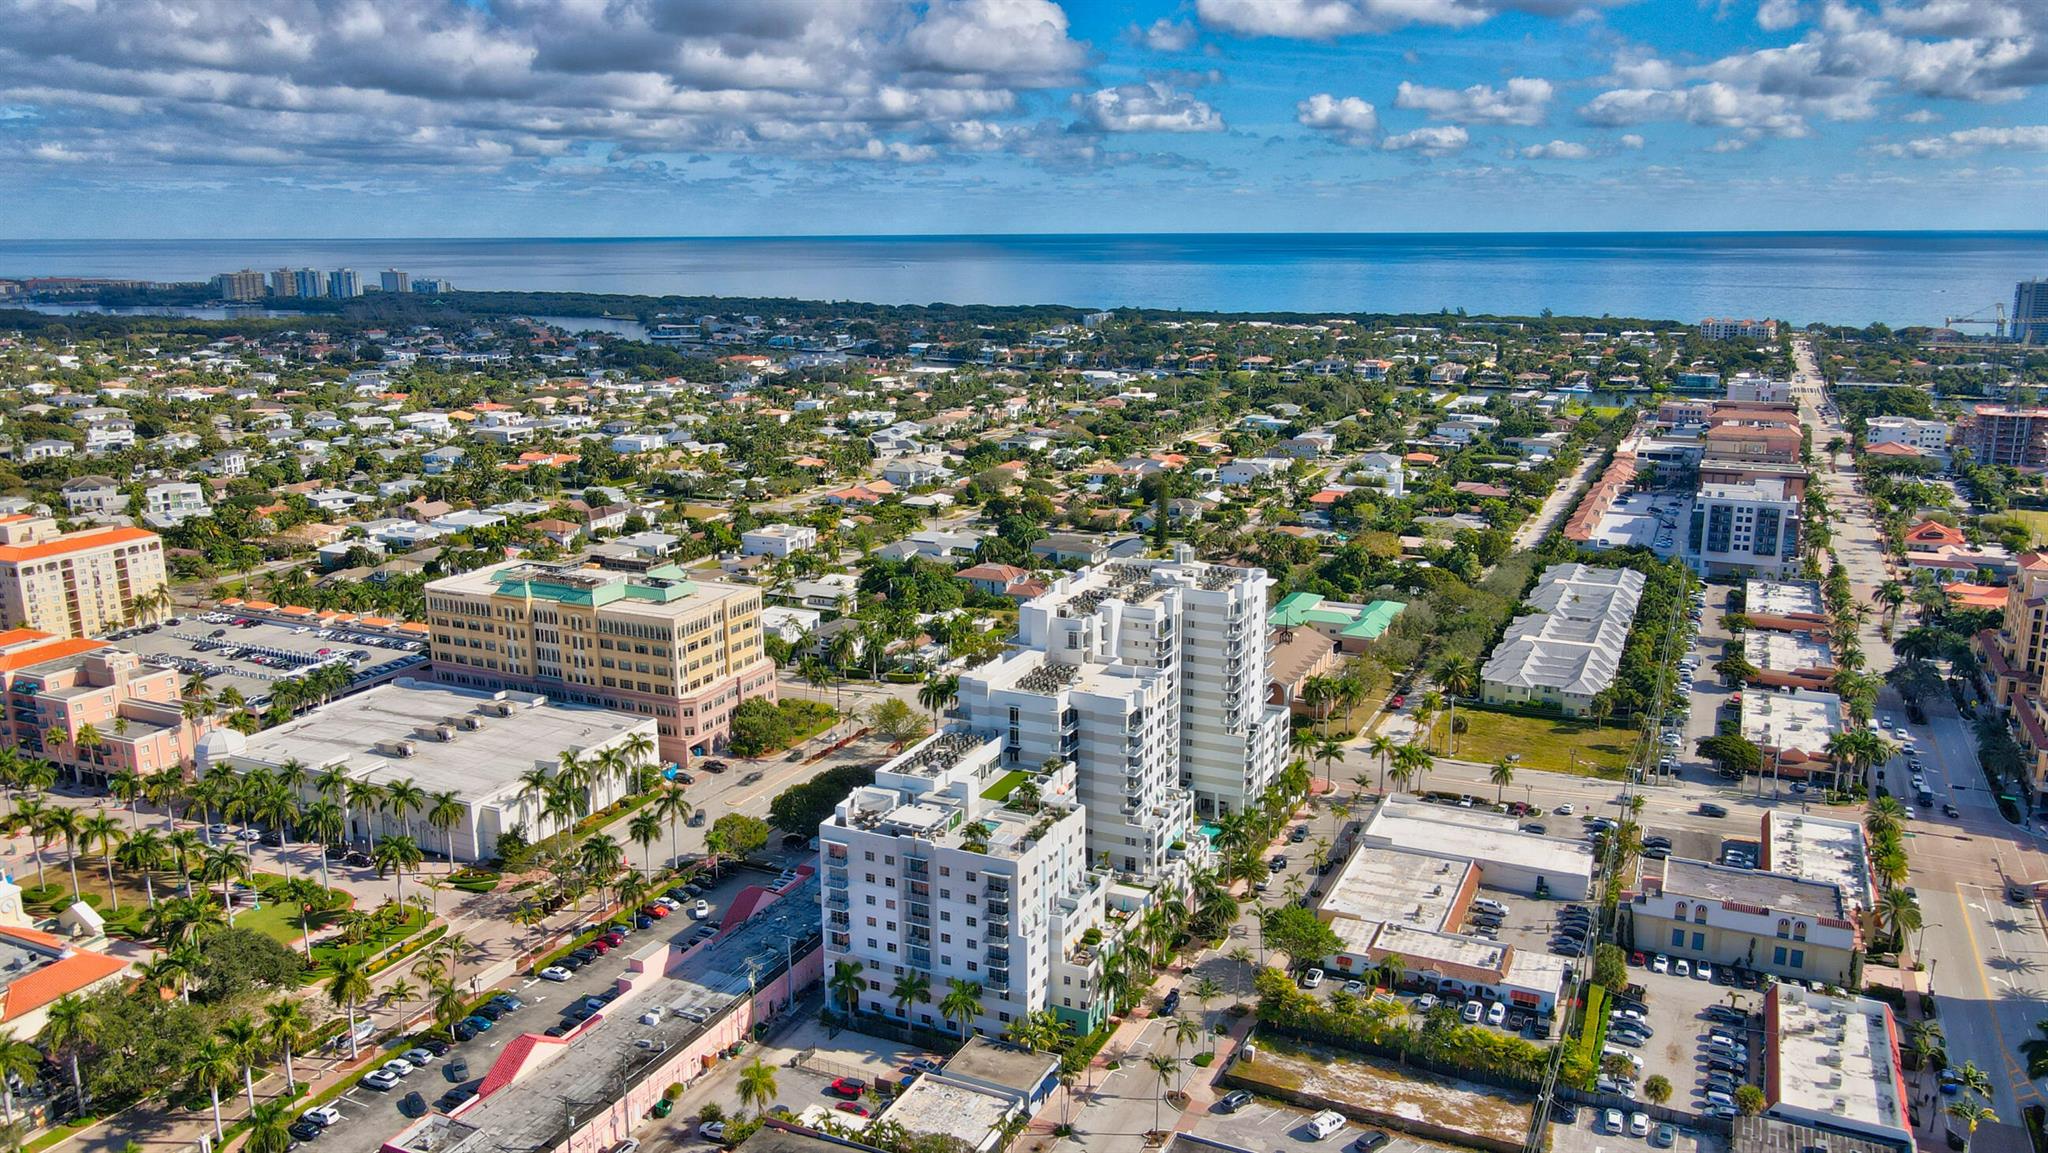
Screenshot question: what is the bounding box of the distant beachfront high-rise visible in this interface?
[2017,280,2048,346]
[379,268,411,293]
[326,268,360,299]
[211,268,265,301]
[292,268,323,298]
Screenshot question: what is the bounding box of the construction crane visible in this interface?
[1944,302,2007,340]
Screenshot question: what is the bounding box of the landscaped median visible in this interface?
[1560,983,1610,1088]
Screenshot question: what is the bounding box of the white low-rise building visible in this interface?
[1764,984,1911,1150]
[1864,416,1950,458]
[741,523,818,558]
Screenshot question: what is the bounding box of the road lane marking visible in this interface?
[1957,883,2044,1106]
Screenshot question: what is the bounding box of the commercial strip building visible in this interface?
[1307,798,1589,1014]
[961,553,1286,850]
[1741,687,1846,784]
[1479,564,1643,716]
[0,635,208,785]
[1743,629,1837,691]
[0,516,167,639]
[425,552,777,764]
[1745,579,1829,631]
[819,728,1117,1036]
[197,680,655,860]
[1762,984,1912,1150]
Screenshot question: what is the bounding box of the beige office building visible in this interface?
[0,516,167,639]
[425,554,777,765]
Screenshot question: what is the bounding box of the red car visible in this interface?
[1390,694,1406,709]
[590,939,610,954]
[835,1102,871,1117]
[828,1077,867,1098]
[642,904,670,919]
[1629,951,1647,966]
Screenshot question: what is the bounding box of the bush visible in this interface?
[728,697,837,758]
[768,763,878,833]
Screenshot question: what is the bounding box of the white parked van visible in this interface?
[1306,1110,1347,1140]
[1472,898,1509,917]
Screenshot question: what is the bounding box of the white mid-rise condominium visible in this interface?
[959,551,1285,875]
[819,729,1112,1035]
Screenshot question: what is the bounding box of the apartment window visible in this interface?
[1670,928,1684,948]
[1775,918,1790,938]
[939,912,951,922]
[1772,946,1787,966]
[866,917,877,927]
[864,851,875,861]
[966,917,977,928]
[1790,949,1805,969]
[1792,922,1806,941]
[1693,907,1707,924]
[1691,932,1705,950]
[940,934,951,944]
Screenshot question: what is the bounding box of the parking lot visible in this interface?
[108,612,426,706]
[1197,1099,1449,1153]
[305,863,773,1153]
[1549,1102,1721,1153]
[1604,963,1765,1120]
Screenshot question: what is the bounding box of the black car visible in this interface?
[452,1021,477,1042]
[345,851,372,867]
[558,954,587,972]
[289,1120,324,1141]
[473,1004,505,1021]
[1162,989,1181,1015]
[1355,1130,1391,1153]
[671,771,696,785]
[667,887,692,903]
[544,1023,570,1037]
[1550,1101,1579,1124]
[399,1091,428,1118]
[259,830,285,847]
[701,760,729,772]
[739,771,765,786]
[437,1086,478,1111]
[1213,1090,1253,1114]
[324,843,349,860]
[1699,803,1728,818]
[418,1037,451,1055]
[1269,855,1288,872]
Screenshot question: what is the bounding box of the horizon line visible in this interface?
[6,228,2048,243]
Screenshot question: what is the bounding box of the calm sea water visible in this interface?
[3,233,2044,326]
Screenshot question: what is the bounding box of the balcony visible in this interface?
[986,915,1010,937]
[906,857,929,877]
[906,902,931,924]
[909,947,932,969]
[825,868,848,889]
[828,911,850,929]
[985,878,1011,898]
[826,892,849,911]
[986,898,1010,918]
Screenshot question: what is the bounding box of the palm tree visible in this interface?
[890,972,931,1021]
[0,1033,39,1130]
[372,834,424,907]
[1948,1097,1998,1153]
[245,1098,295,1153]
[425,790,463,877]
[38,995,98,1112]
[918,674,960,723]
[262,999,312,1094]
[78,810,123,908]
[628,809,663,876]
[218,1013,263,1113]
[185,1037,237,1143]
[1878,887,1923,953]
[384,776,425,844]
[654,783,693,866]
[345,778,385,849]
[302,800,344,888]
[325,956,372,1059]
[1313,738,1345,794]
[1434,655,1477,756]
[940,978,985,1040]
[40,806,85,902]
[114,828,167,910]
[1391,741,1430,794]
[830,961,867,1014]
[737,1058,778,1120]
[4,799,47,889]
[431,979,467,1036]
[199,843,249,918]
[107,770,144,832]
[1144,1053,1180,1133]
[1489,759,1515,803]
[1365,733,1396,795]
[1955,1061,1994,1100]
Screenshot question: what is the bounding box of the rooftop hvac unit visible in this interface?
[1831,1097,1847,1114]
[1819,1052,1841,1066]
[432,723,457,742]
[374,739,417,758]
[459,715,482,731]
[487,699,518,717]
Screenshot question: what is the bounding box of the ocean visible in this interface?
[3,232,2045,327]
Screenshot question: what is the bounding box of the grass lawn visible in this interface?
[1424,709,1637,778]
[2004,509,2048,547]
[980,770,1028,802]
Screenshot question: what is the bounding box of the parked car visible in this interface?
[1301,968,1325,989]
[362,1069,401,1091]
[1214,1090,1254,1114]
[1630,1113,1652,1138]
[1603,1109,1625,1134]
[540,965,572,981]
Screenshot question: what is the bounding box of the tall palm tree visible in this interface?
[425,790,463,877]
[38,995,98,1112]
[198,844,250,918]
[384,777,426,845]
[628,809,663,876]
[217,1013,263,1113]
[372,835,424,907]
[1948,1097,1998,1153]
[0,1033,39,1130]
[344,778,385,849]
[1490,758,1515,804]
[325,956,372,1059]
[918,674,960,724]
[1144,1053,1181,1134]
[107,770,144,832]
[40,806,85,902]
[1365,732,1396,795]
[262,999,312,1094]
[78,810,123,908]
[114,828,166,909]
[185,1037,237,1142]
[654,783,693,866]
[890,972,931,1021]
[301,800,344,889]
[1433,655,1477,756]
[737,1058,778,1120]
[1391,741,1431,795]
[940,978,985,1040]
[4,799,48,888]
[829,961,867,1014]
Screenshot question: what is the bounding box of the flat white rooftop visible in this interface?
[882,1075,1015,1149]
[203,680,651,803]
[1769,984,1909,1146]
[1741,689,1844,757]
[1746,630,1835,674]
[1319,845,1473,933]
[1363,796,1596,885]
[1746,579,1826,618]
[1764,811,1874,913]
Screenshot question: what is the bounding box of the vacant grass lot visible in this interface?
[1424,709,1637,777]
[2003,509,2048,547]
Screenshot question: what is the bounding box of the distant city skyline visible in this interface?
[1,0,2044,238]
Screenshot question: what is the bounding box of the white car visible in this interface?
[692,900,711,919]
[1695,963,1714,982]
[1485,1002,1506,1027]
[1555,803,1574,815]
[540,966,573,982]
[655,896,681,910]
[380,1058,414,1077]
[1414,993,1439,1012]
[302,1106,342,1127]
[1674,959,1692,978]
[1630,1113,1652,1138]
[1461,1000,1483,1023]
[1603,1109,1625,1134]
[1651,954,1670,974]
[361,1069,401,1091]
[701,1121,728,1143]
[1301,968,1325,989]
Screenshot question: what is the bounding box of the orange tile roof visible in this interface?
[242,600,278,612]
[1945,582,2008,610]
[276,605,316,617]
[0,946,127,1025]
[0,637,105,674]
[0,628,55,649]
[396,622,430,634]
[0,514,35,525]
[0,526,157,565]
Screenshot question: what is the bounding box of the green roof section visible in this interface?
[1269,592,1406,639]
[492,560,697,607]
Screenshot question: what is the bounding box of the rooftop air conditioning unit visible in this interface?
[459,715,482,731]
[488,699,518,717]
[433,724,456,742]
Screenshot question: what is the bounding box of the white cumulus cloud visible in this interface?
[1196,0,1636,37]
[1520,138,1592,158]
[1395,77,1554,125]
[1295,92,1380,145]
[1073,82,1225,133]
[1875,123,2048,156]
[1381,124,1469,154]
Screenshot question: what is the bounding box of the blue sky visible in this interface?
[1,0,2044,237]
